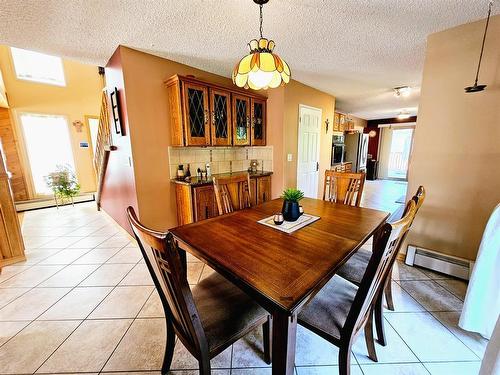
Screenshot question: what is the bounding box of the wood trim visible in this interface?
[165,74,267,101]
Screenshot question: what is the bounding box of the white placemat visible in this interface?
[257,214,320,234]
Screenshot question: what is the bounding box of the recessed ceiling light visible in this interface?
[397,111,411,120]
[394,86,412,97]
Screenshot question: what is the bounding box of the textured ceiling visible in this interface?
[0,0,497,119]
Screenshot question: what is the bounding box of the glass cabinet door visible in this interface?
[209,89,232,146]
[251,98,266,146]
[232,95,250,146]
[182,82,210,146]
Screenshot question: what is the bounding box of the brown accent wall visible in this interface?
[407,15,500,261]
[0,108,28,200]
[365,116,417,161]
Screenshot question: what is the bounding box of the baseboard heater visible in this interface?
[405,245,472,280]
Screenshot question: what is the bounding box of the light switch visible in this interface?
[287,153,293,162]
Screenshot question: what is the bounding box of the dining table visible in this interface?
[170,197,390,375]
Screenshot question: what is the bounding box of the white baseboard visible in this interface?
[406,245,471,280]
[15,193,96,212]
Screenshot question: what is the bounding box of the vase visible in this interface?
[282,200,301,222]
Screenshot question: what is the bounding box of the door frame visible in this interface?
[378,123,415,181]
[297,104,322,198]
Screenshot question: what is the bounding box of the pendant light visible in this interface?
[232,0,291,90]
[465,1,493,93]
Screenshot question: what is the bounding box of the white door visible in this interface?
[297,105,322,198]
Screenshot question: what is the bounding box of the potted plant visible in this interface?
[281,188,304,222]
[44,165,80,207]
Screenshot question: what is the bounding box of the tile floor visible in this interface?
[0,181,488,375]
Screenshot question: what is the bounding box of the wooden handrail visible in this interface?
[94,89,115,210]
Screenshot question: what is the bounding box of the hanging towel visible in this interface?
[459,203,500,339]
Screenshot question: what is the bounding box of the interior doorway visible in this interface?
[378,125,414,181]
[20,113,76,196]
[297,105,322,198]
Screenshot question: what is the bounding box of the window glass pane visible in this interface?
[20,114,76,195]
[11,47,66,86]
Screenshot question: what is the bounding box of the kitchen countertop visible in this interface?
[171,170,273,187]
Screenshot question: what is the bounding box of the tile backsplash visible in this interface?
[168,146,273,179]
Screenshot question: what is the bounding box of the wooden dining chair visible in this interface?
[126,207,271,375]
[323,170,366,206]
[336,186,426,347]
[213,172,252,215]
[298,200,417,375]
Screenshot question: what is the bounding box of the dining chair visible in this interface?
[298,200,417,375]
[213,172,252,215]
[336,186,426,347]
[323,170,366,206]
[126,207,271,375]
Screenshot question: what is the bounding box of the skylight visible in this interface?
[10,47,66,86]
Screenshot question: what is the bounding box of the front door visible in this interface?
[297,105,322,198]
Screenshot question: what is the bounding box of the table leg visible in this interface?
[272,311,297,375]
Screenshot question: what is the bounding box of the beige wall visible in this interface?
[349,115,367,132]
[283,80,335,198]
[0,45,102,196]
[101,47,335,231]
[407,15,500,261]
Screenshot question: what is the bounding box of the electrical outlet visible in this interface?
[287,153,293,162]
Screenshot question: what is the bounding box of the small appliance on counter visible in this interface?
[344,133,369,172]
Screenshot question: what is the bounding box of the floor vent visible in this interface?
[405,245,472,280]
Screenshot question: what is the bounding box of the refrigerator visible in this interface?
[344,133,369,172]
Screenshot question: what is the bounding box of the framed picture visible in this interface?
[110,87,123,135]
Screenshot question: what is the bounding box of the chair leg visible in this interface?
[198,356,211,375]
[263,316,272,364]
[384,273,395,311]
[374,293,387,346]
[338,341,352,375]
[364,312,378,362]
[161,318,176,375]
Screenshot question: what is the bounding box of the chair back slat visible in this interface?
[343,200,417,336]
[126,207,208,356]
[323,171,366,206]
[213,173,252,215]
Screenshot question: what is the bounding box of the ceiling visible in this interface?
[0,0,497,119]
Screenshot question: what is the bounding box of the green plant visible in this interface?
[282,188,304,202]
[45,165,80,205]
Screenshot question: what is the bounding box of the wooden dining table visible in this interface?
[170,197,389,375]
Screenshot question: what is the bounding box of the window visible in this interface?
[87,117,99,156]
[11,47,66,86]
[20,114,76,195]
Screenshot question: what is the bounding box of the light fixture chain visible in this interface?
[474,0,493,85]
[259,4,264,38]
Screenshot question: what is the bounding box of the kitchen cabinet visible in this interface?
[182,82,210,146]
[193,185,218,222]
[256,175,271,204]
[333,113,340,132]
[210,88,232,146]
[339,113,346,132]
[166,75,267,147]
[173,173,272,225]
[232,94,251,146]
[251,98,266,146]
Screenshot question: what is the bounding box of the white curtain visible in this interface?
[459,203,500,339]
[479,316,500,375]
